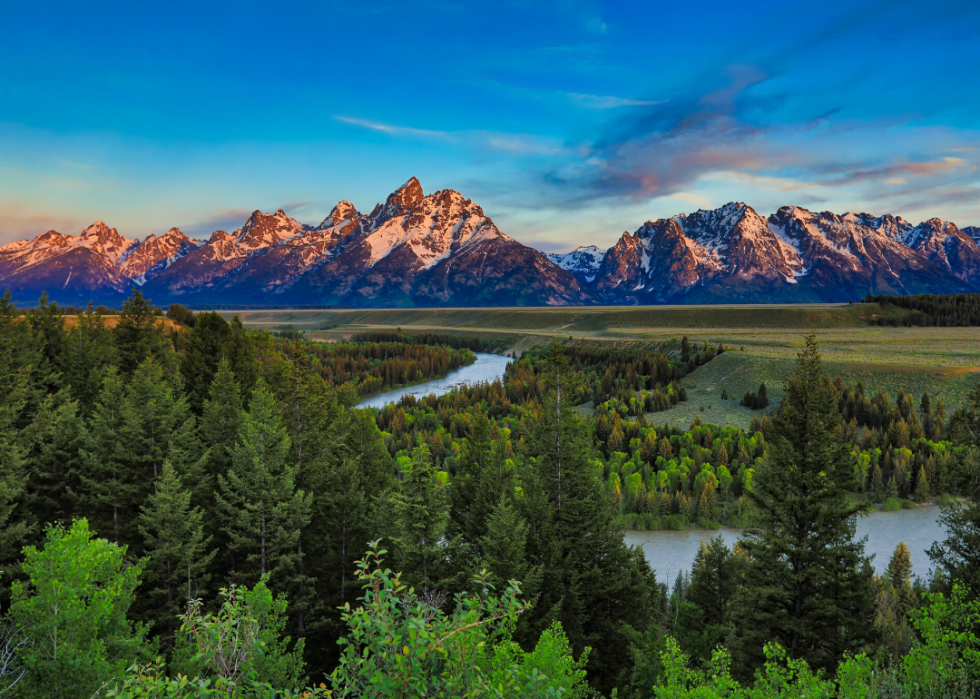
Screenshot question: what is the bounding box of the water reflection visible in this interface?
[624,506,943,589]
[358,352,512,409]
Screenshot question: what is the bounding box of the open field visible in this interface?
[223,304,980,426]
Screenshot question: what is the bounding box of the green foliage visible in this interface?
[173,580,307,690]
[329,543,591,698]
[9,519,146,699]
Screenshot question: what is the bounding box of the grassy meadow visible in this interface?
[223,303,980,429]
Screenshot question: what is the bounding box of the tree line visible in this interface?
[863,293,980,326]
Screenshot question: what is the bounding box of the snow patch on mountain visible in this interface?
[547,245,606,283]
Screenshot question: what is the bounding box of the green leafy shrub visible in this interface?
[329,543,591,698]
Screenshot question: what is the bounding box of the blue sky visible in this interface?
[1,0,979,252]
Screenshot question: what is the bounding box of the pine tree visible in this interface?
[887,542,915,612]
[928,496,980,596]
[117,358,202,553]
[225,315,258,400]
[114,288,172,376]
[199,359,244,501]
[914,464,930,502]
[687,535,742,661]
[25,391,87,527]
[62,304,116,412]
[394,443,448,591]
[447,410,505,554]
[479,495,543,602]
[25,292,68,394]
[0,385,31,601]
[521,342,661,693]
[180,311,232,414]
[732,335,874,675]
[216,382,312,599]
[77,368,132,545]
[138,461,214,645]
[870,462,886,504]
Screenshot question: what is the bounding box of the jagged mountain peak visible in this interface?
[326,200,359,224]
[386,177,424,209]
[237,209,304,250]
[548,244,606,284]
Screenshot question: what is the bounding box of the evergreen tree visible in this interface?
[117,358,202,552]
[216,382,312,600]
[479,495,542,600]
[180,311,232,413]
[887,542,915,612]
[114,288,172,376]
[25,292,67,395]
[394,443,448,591]
[277,348,341,638]
[225,315,259,400]
[521,342,660,693]
[0,334,31,600]
[199,360,244,503]
[25,391,87,527]
[138,461,214,646]
[871,462,886,503]
[733,335,874,675]
[915,464,930,502]
[928,496,980,596]
[77,368,131,544]
[685,535,742,661]
[62,304,116,411]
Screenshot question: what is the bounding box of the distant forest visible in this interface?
[863,292,980,326]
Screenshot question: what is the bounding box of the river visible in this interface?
[624,506,944,588]
[358,352,512,409]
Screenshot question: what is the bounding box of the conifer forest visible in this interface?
[1,289,979,699]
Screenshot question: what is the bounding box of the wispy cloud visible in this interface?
[334,116,451,139]
[561,92,666,109]
[335,115,566,155]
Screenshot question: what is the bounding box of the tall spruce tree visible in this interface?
[25,391,87,527]
[479,495,543,603]
[394,442,448,592]
[180,311,232,414]
[78,368,132,544]
[733,334,874,675]
[216,382,312,601]
[62,304,116,412]
[138,461,214,645]
[114,288,174,376]
[199,359,244,501]
[687,535,743,661]
[521,342,660,694]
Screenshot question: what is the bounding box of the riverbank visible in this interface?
[358,352,512,409]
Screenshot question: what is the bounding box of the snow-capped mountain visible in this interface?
[548,246,606,283]
[2,185,978,306]
[144,178,589,306]
[588,203,979,303]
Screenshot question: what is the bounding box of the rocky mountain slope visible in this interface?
[1,182,977,306]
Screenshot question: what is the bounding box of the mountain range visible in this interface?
[2,177,979,307]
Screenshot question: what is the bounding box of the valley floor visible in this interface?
[226,303,980,427]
